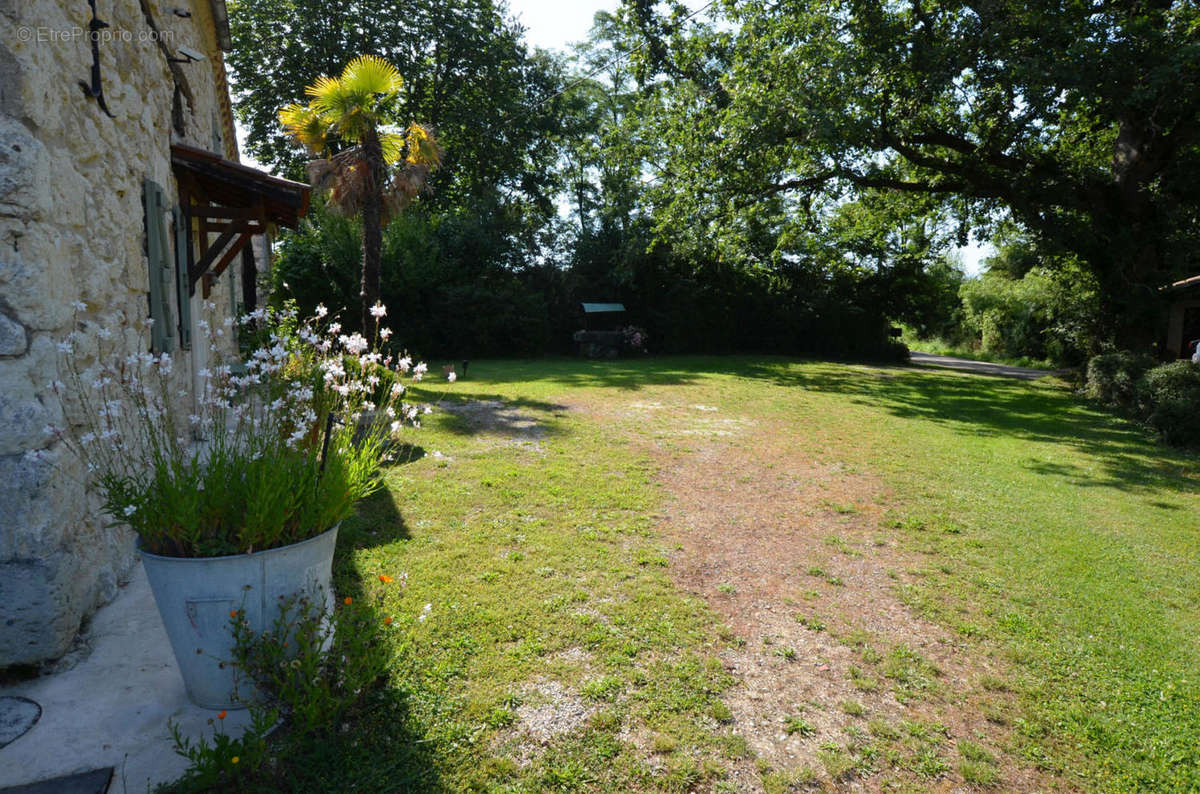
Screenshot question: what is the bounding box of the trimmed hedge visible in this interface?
[1138,362,1200,448]
[1085,352,1156,415]
[1086,353,1200,448]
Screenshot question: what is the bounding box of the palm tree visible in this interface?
[279,55,441,335]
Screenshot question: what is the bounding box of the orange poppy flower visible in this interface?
[344,597,353,605]
[383,616,394,625]
[217,710,227,720]
[379,575,393,583]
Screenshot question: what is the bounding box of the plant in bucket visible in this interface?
[48,301,426,709]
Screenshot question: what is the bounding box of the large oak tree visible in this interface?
[623,0,1200,350]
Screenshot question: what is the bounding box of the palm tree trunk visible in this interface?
[360,127,386,337]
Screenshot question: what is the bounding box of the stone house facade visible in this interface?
[0,0,307,666]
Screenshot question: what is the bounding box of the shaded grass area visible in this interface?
[193,355,1198,791]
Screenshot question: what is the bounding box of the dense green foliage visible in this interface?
[229,1,1198,361]
[1138,361,1200,446]
[1085,351,1157,415]
[230,5,959,359]
[623,0,1200,351]
[1088,354,1200,447]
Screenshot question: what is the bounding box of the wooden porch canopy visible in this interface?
[170,143,310,298]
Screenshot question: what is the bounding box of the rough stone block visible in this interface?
[0,450,61,558]
[0,128,37,221]
[0,554,85,666]
[0,340,60,456]
[0,307,25,355]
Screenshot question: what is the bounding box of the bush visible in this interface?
[1137,362,1200,447]
[1085,351,1156,415]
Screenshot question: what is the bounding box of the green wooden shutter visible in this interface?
[173,206,192,350]
[142,180,175,355]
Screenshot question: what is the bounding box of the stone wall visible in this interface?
[0,0,240,666]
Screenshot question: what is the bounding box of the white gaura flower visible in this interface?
[390,421,402,433]
[380,328,392,340]
[340,333,369,355]
[447,371,457,383]
[123,505,136,517]
[369,302,387,319]
[315,303,329,318]
[328,322,342,335]
[72,300,87,312]
[390,382,405,397]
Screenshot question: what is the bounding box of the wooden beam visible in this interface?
[189,206,260,221]
[201,231,253,298]
[191,218,246,287]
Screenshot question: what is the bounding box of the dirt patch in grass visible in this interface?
[440,399,562,443]
[514,677,596,745]
[625,403,1065,792]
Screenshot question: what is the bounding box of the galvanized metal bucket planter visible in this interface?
[139,525,339,710]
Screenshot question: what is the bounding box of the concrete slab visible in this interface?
[0,564,251,793]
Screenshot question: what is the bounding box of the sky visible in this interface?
[506,0,617,53]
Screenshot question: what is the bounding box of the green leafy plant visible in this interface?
[48,304,432,557]
[170,577,419,788]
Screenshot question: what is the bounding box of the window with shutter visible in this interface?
[142,180,175,355]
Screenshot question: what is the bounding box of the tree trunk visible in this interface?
[360,127,386,337]
[1091,117,1170,354]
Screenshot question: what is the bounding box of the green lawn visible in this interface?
[204,356,1200,792]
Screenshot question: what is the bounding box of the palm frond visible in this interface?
[304,75,341,104]
[278,102,329,154]
[341,55,403,100]
[379,131,405,165]
[308,76,361,124]
[405,123,443,167]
